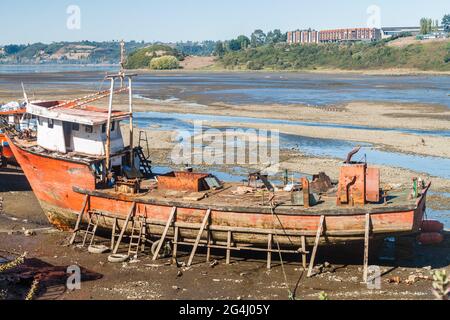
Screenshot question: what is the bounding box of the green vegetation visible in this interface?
[0,41,148,64]
[175,41,216,56]
[216,41,450,72]
[443,14,450,32]
[149,55,180,70]
[214,29,287,57]
[125,44,183,69]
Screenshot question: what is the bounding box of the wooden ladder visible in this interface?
[128,216,148,258]
[81,210,101,247]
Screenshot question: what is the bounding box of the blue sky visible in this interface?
[0,0,448,44]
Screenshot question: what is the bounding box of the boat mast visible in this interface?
[105,77,115,173]
[104,40,136,178]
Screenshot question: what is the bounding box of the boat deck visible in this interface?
[87,179,420,216]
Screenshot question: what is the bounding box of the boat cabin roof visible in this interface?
[26,100,129,126]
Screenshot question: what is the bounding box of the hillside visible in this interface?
[0,41,148,64]
[125,45,184,69]
[217,39,450,72]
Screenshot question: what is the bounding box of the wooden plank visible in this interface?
[301,236,307,269]
[69,195,89,245]
[111,218,117,251]
[267,233,273,270]
[206,228,212,262]
[226,231,232,265]
[307,215,325,277]
[152,207,177,261]
[113,202,136,254]
[363,213,371,282]
[172,226,179,261]
[187,209,212,267]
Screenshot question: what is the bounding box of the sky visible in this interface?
[0,0,448,45]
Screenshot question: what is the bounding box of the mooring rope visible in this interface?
[270,198,295,300]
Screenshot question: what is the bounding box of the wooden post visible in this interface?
[105,78,115,173]
[267,233,273,270]
[301,236,307,269]
[152,207,177,261]
[172,226,179,261]
[206,229,212,262]
[128,77,134,168]
[226,231,232,265]
[111,217,118,251]
[307,215,325,277]
[113,202,136,254]
[69,195,89,245]
[187,209,212,267]
[363,213,371,283]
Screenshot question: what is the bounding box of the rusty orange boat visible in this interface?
[5,74,430,278]
[0,106,27,166]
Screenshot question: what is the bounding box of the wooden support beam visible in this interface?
[111,217,118,251]
[152,207,177,261]
[187,209,212,267]
[267,233,273,270]
[69,195,89,245]
[301,236,307,269]
[172,226,179,261]
[226,231,232,265]
[363,213,371,283]
[307,215,325,277]
[206,228,212,263]
[113,202,136,254]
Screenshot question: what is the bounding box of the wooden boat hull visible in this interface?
[7,134,429,247]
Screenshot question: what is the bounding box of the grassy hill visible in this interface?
[0,41,147,64]
[125,45,184,69]
[217,40,450,72]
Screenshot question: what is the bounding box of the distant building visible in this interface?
[286,27,381,44]
[287,29,320,44]
[319,28,381,42]
[381,26,445,38]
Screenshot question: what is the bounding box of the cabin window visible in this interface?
[48,119,54,129]
[111,121,116,132]
[102,124,106,133]
[72,123,80,131]
[85,125,93,133]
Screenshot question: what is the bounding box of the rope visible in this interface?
[269,197,294,300]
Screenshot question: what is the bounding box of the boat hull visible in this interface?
[7,134,428,247]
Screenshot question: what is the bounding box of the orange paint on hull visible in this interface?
[6,134,428,245]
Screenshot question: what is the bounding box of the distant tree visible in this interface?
[420,18,433,34]
[228,39,241,51]
[236,35,251,50]
[4,44,25,55]
[443,14,450,32]
[250,30,267,47]
[266,29,284,44]
[149,55,179,70]
[214,41,226,56]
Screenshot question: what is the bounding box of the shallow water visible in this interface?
[135,112,450,180]
[132,72,450,108]
[0,64,117,74]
